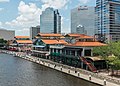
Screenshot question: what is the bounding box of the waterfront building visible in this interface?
[95,0,120,42]
[40,7,61,33]
[33,33,106,57]
[32,33,107,71]
[71,6,95,36]
[0,29,15,40]
[33,33,63,52]
[30,26,40,40]
[10,36,32,51]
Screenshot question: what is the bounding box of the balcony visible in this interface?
[50,45,65,49]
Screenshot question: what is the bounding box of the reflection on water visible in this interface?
[0,53,101,86]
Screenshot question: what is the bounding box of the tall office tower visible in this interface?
[95,0,120,42]
[71,6,95,36]
[40,7,61,33]
[30,26,40,40]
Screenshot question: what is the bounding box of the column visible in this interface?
[52,48,54,53]
[49,48,51,52]
[60,50,62,54]
[65,50,66,55]
[75,51,77,56]
[56,49,58,53]
[82,48,85,57]
[86,65,88,70]
[69,50,71,55]
[81,62,84,69]
[91,49,93,56]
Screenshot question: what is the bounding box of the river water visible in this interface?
[0,53,101,86]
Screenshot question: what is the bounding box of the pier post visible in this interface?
[54,65,56,68]
[78,72,80,76]
[61,67,62,71]
[68,69,70,73]
[104,79,106,86]
[48,63,50,67]
[89,75,91,80]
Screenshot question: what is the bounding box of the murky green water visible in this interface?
[0,53,101,86]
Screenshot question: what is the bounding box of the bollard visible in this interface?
[48,63,50,67]
[61,67,62,71]
[54,65,56,68]
[104,79,106,86]
[78,72,80,76]
[75,70,77,73]
[43,62,45,65]
[68,69,70,73]
[89,75,91,80]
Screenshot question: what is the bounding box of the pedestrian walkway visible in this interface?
[1,50,120,86]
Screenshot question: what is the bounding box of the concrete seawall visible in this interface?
[1,50,120,86]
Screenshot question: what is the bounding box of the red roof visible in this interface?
[41,39,67,44]
[37,33,62,37]
[79,35,94,39]
[67,42,107,47]
[65,34,85,37]
[16,40,32,44]
[15,36,30,39]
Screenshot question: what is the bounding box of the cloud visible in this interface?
[0,22,2,26]
[79,0,89,4]
[41,0,69,9]
[0,8,4,11]
[0,22,4,28]
[5,1,42,35]
[0,0,10,2]
[5,0,68,35]
[16,28,30,36]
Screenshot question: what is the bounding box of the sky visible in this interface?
[0,0,96,36]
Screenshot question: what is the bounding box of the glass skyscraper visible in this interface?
[95,0,120,42]
[71,6,95,36]
[40,7,61,33]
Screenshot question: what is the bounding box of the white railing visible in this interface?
[50,45,65,49]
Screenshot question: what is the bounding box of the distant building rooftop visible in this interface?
[15,36,30,39]
[16,40,32,44]
[41,39,67,44]
[37,33,62,37]
[67,42,107,47]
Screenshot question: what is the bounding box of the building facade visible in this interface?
[71,6,95,36]
[0,29,15,40]
[30,26,40,40]
[32,33,107,72]
[40,7,61,34]
[95,0,120,42]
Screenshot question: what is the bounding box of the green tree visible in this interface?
[0,38,7,47]
[93,41,120,72]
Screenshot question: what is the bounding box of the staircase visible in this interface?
[80,56,97,73]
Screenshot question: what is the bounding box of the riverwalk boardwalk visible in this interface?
[1,50,120,86]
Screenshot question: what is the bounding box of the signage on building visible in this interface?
[78,6,88,11]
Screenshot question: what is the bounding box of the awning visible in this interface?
[32,45,45,48]
[86,57,104,61]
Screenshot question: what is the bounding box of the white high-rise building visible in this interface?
[71,6,95,36]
